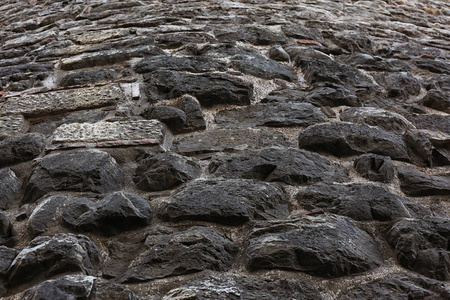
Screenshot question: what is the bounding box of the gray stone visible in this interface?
[158,178,290,225]
[214,25,287,45]
[230,54,297,81]
[298,122,410,161]
[268,45,290,61]
[0,212,13,247]
[0,115,27,139]
[58,69,119,87]
[145,106,187,134]
[0,168,21,209]
[23,149,124,204]
[171,128,289,155]
[421,90,450,113]
[296,183,411,221]
[0,133,45,167]
[0,246,18,296]
[21,275,95,300]
[374,72,421,99]
[215,103,325,128]
[179,95,206,132]
[415,59,450,74]
[7,233,101,286]
[404,129,450,167]
[397,167,450,197]
[354,153,395,182]
[408,114,450,135]
[135,55,227,73]
[121,226,237,282]
[28,195,67,237]
[134,151,201,192]
[208,147,350,185]
[246,215,383,277]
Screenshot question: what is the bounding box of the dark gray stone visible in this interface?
[215,103,324,128]
[62,192,152,236]
[387,217,450,280]
[28,195,67,237]
[164,273,323,300]
[7,233,101,286]
[0,246,18,296]
[404,129,450,167]
[268,45,290,61]
[246,215,383,277]
[421,90,450,113]
[121,226,237,282]
[23,149,124,204]
[408,114,450,135]
[0,134,45,167]
[296,183,410,221]
[179,95,206,132]
[171,129,289,155]
[230,54,297,81]
[135,55,227,73]
[215,26,287,45]
[21,275,95,300]
[208,147,350,185]
[158,178,290,225]
[397,167,450,197]
[144,106,187,133]
[58,69,118,87]
[338,273,450,300]
[298,122,410,161]
[0,212,14,247]
[134,151,201,192]
[143,70,252,107]
[0,168,21,209]
[354,153,395,182]
[415,59,450,74]
[374,72,421,99]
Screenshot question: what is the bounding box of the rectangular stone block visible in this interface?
[0,85,123,117]
[49,119,170,150]
[0,115,27,139]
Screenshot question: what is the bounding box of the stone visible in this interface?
[163,273,323,300]
[215,103,324,128]
[0,246,18,296]
[0,133,45,167]
[208,147,350,185]
[285,46,332,61]
[268,45,290,61]
[338,273,450,300]
[2,30,56,50]
[0,115,27,139]
[353,153,395,182]
[415,59,450,74]
[0,212,14,247]
[23,149,124,204]
[120,226,237,282]
[408,114,450,135]
[340,107,415,134]
[27,195,67,237]
[421,90,450,113]
[404,129,450,167]
[7,233,101,286]
[179,95,206,132]
[171,128,289,155]
[214,26,287,45]
[298,122,410,161]
[387,217,450,280]
[144,106,187,134]
[134,151,201,192]
[0,168,21,209]
[337,53,390,71]
[135,55,227,73]
[143,70,252,107]
[158,178,290,225]
[58,69,119,87]
[397,167,450,197]
[50,119,170,150]
[246,215,382,277]
[230,54,297,81]
[374,72,421,98]
[0,85,124,117]
[62,192,153,236]
[296,183,410,221]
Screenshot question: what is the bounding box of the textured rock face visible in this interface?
[1,0,450,298]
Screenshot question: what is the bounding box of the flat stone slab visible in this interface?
[49,119,170,150]
[0,115,27,139]
[0,85,123,117]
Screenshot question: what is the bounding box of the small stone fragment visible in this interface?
[0,168,21,209]
[230,54,297,81]
[354,153,395,182]
[268,45,290,61]
[145,106,187,134]
[28,195,67,237]
[0,134,45,166]
[397,167,450,197]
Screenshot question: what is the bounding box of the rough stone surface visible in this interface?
[0,168,21,209]
[135,55,227,74]
[246,215,383,277]
[0,212,14,247]
[408,114,450,135]
[23,150,124,204]
[208,147,349,185]
[58,69,119,87]
[230,54,297,81]
[421,89,450,113]
[374,72,421,99]
[353,153,395,182]
[158,179,290,225]
[0,134,45,167]
[28,195,67,237]
[0,115,27,139]
[397,167,450,197]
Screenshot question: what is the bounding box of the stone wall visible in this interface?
[0,0,449,299]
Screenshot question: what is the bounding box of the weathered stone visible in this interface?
[0,115,27,139]
[28,195,67,237]
[171,128,289,155]
[246,215,382,277]
[338,273,450,300]
[0,246,18,296]
[62,192,152,236]
[0,212,14,247]
[179,95,206,132]
[397,167,450,197]
[134,151,201,192]
[163,273,323,300]
[0,85,124,117]
[298,122,410,161]
[415,59,450,74]
[337,53,390,71]
[230,54,297,81]
[58,69,119,87]
[135,55,227,73]
[268,45,290,61]
[7,233,101,286]
[215,103,324,128]
[2,30,56,50]
[121,226,237,282]
[155,32,215,49]
[158,178,290,225]
[421,90,450,113]
[50,119,169,150]
[296,183,410,221]
[208,147,349,185]
[374,72,421,99]
[404,129,450,167]
[285,46,332,61]
[0,168,21,209]
[23,149,124,204]
[215,26,287,45]
[354,153,395,182]
[145,106,187,133]
[143,70,252,107]
[387,217,450,280]
[408,114,450,135]
[340,107,415,134]
[0,133,45,167]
